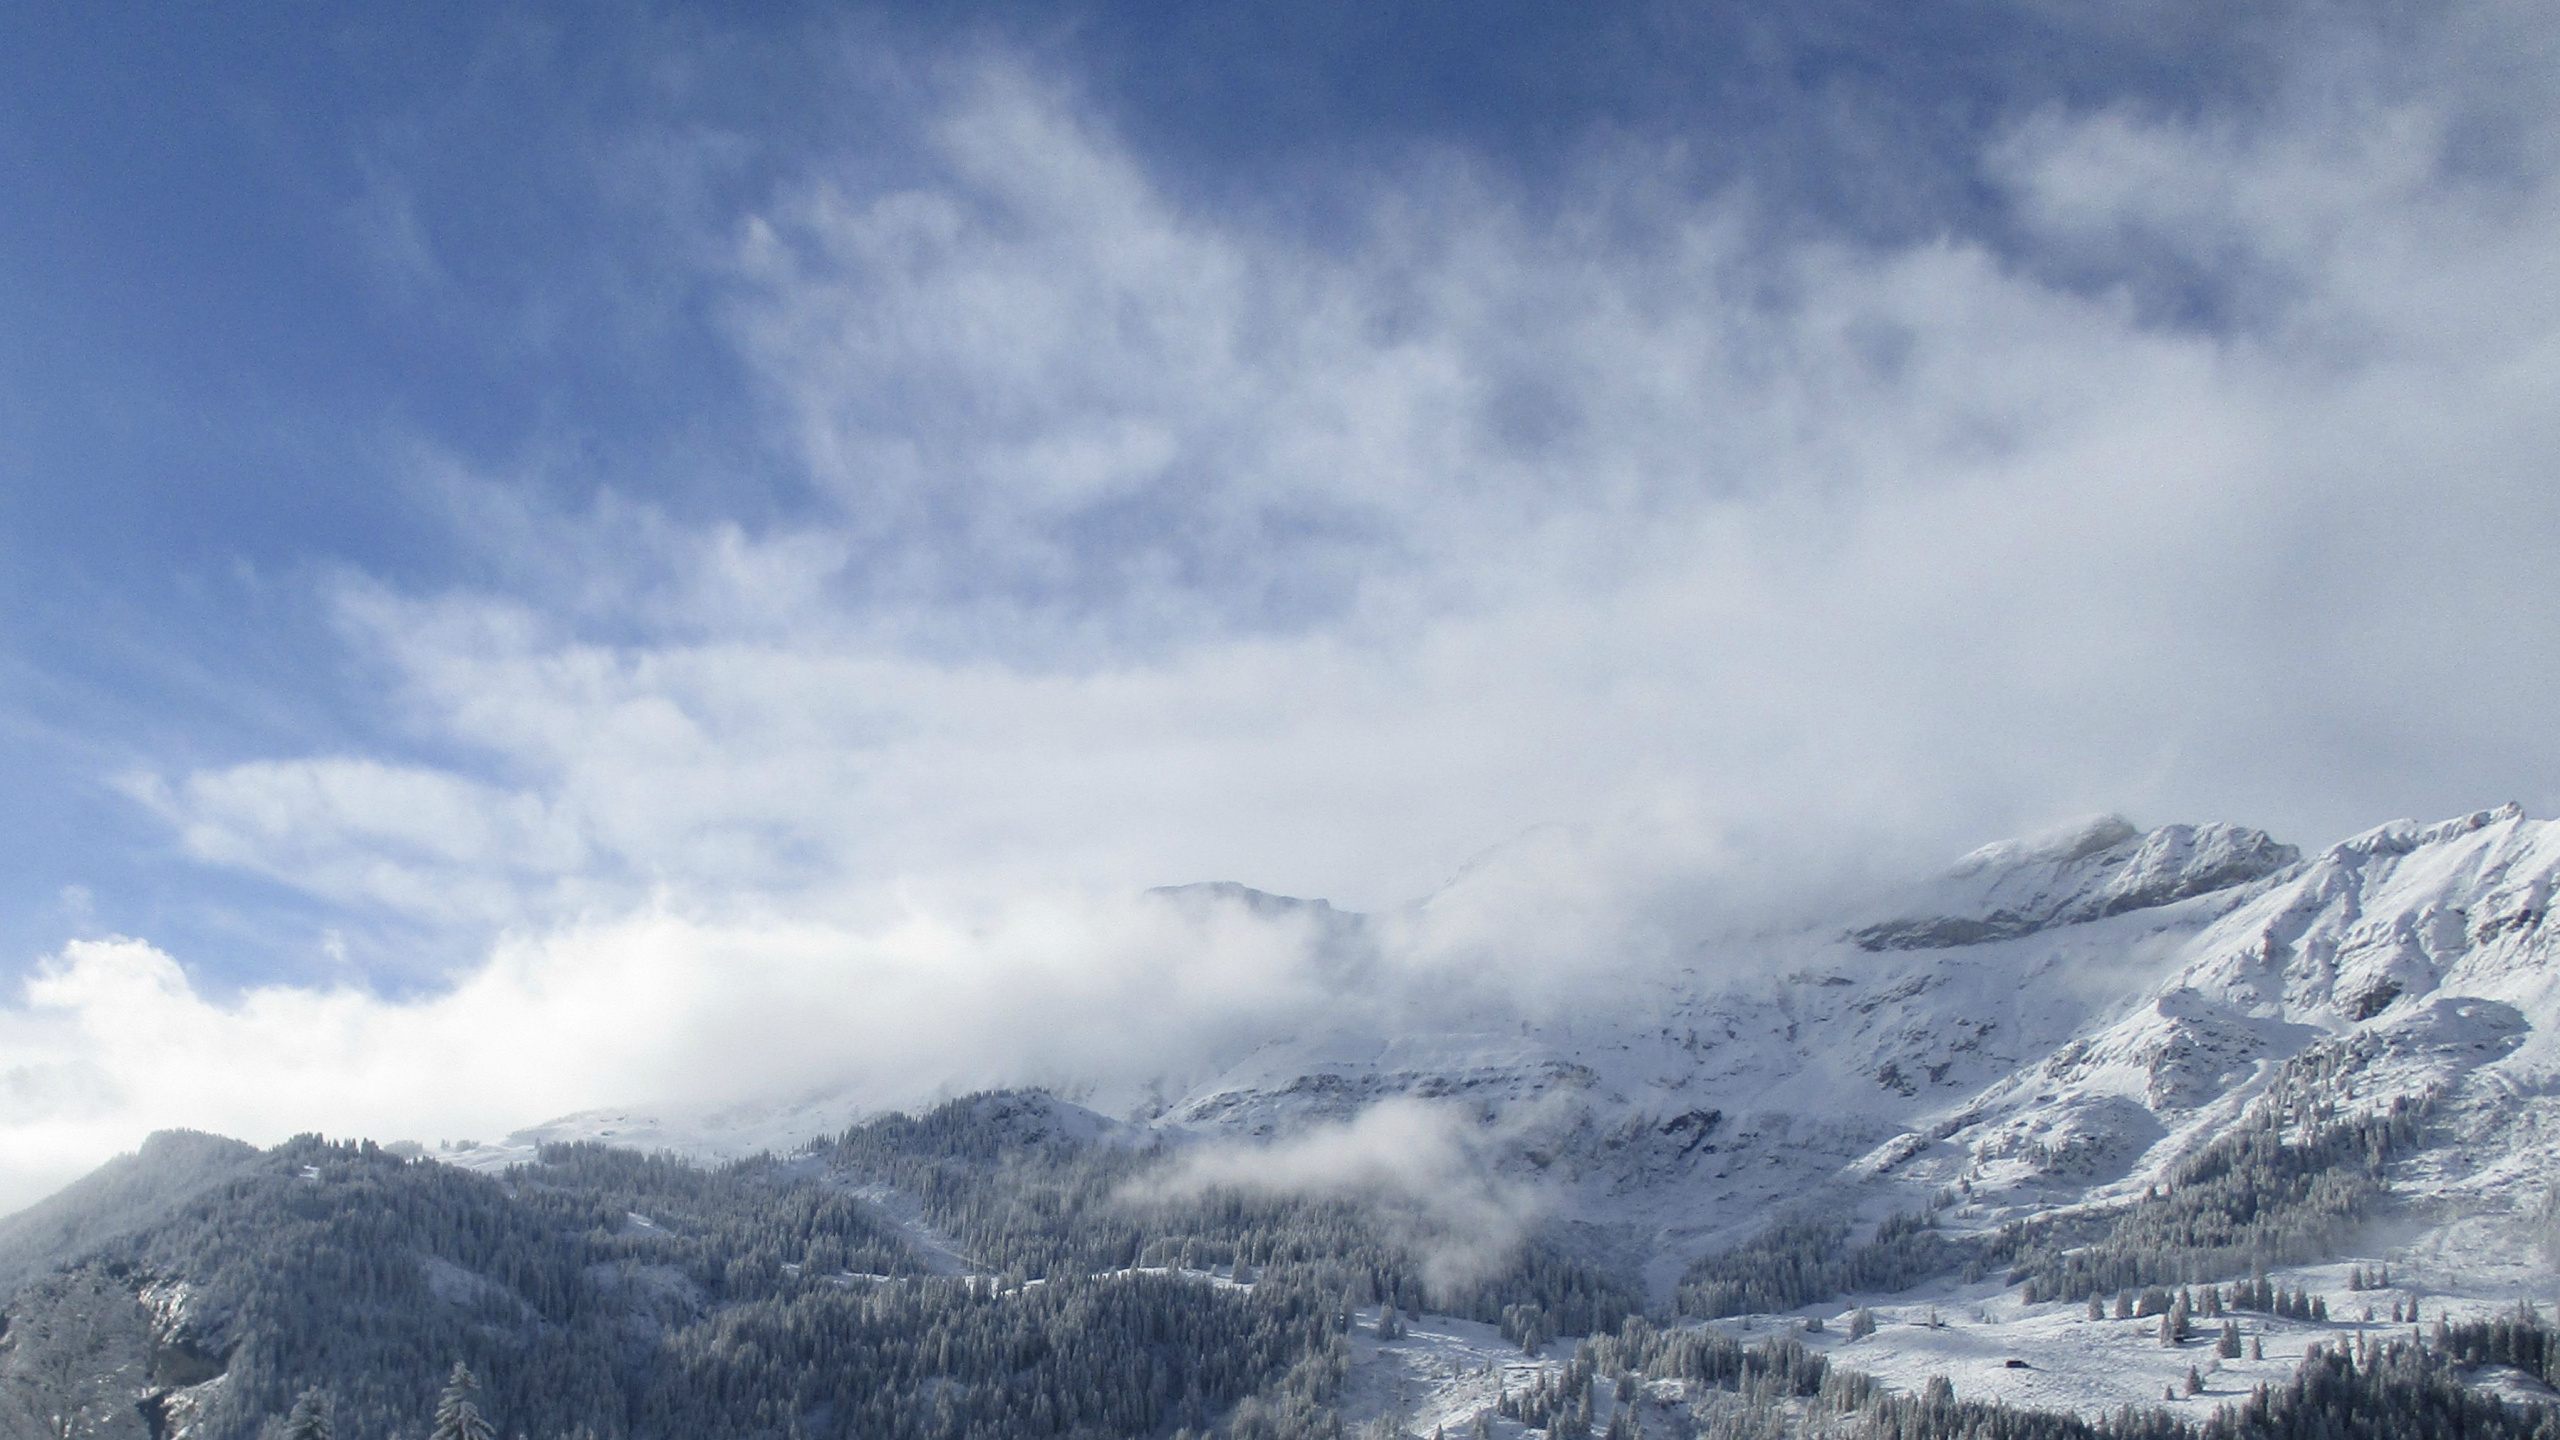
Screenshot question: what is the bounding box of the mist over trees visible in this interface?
[0,1078,2534,1440]
[0,1094,1637,1440]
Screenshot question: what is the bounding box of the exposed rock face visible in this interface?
[1851,818,2301,952]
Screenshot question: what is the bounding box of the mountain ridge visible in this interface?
[14,804,2560,1436]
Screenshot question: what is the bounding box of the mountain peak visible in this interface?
[1952,814,2142,874]
[1853,818,2300,952]
[2323,802,2529,862]
[1144,881,1353,921]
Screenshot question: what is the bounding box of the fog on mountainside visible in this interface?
[11,804,2560,1438]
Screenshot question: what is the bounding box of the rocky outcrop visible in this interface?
[1852,818,2300,951]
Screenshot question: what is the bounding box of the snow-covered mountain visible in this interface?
[1154,807,2560,1283]
[1930,805,2560,1273]
[1115,803,2560,1416]
[482,804,2560,1311]
[1128,814,2313,1279]
[19,804,2560,1432]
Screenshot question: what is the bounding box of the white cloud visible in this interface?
[1133,1098,1541,1290]
[0,890,1346,1214]
[17,8,2560,1209]
[123,759,593,925]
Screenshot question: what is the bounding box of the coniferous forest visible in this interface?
[0,1094,1635,1440]
[2,1088,2552,1440]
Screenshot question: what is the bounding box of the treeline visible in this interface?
[2087,1278,2328,1331]
[1491,1320,1856,1440]
[2001,1098,2422,1303]
[1852,1313,2560,1440]
[3,1091,1645,1440]
[1675,1212,1960,1319]
[819,1093,1639,1343]
[1474,1307,2560,1440]
[1664,1062,2423,1330]
[126,1135,638,1439]
[8,1126,1345,1440]
[2433,1305,2560,1391]
[631,1267,1347,1440]
[15,1077,2506,1440]
[512,1141,928,1288]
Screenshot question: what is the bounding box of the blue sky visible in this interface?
[3,0,2557,1205]
[0,2,2343,973]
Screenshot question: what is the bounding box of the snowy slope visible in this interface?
[1276,804,2560,1426]
[454,805,2560,1417]
[1158,808,2560,1266]
[1907,805,2560,1281]
[1155,814,2315,1292]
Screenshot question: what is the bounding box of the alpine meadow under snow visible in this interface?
[6,1,2560,1438]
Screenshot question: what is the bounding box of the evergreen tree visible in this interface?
[429,1364,495,1440]
[280,1389,335,1440]
[1674,1210,1955,1318]
[1999,1082,2424,1305]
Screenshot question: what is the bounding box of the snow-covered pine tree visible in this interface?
[430,1362,496,1440]
[280,1388,335,1440]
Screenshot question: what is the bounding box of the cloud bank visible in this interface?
[7,5,2560,1211]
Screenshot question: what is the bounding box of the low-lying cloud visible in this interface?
[1132,1099,1541,1291]
[0,889,1353,1214]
